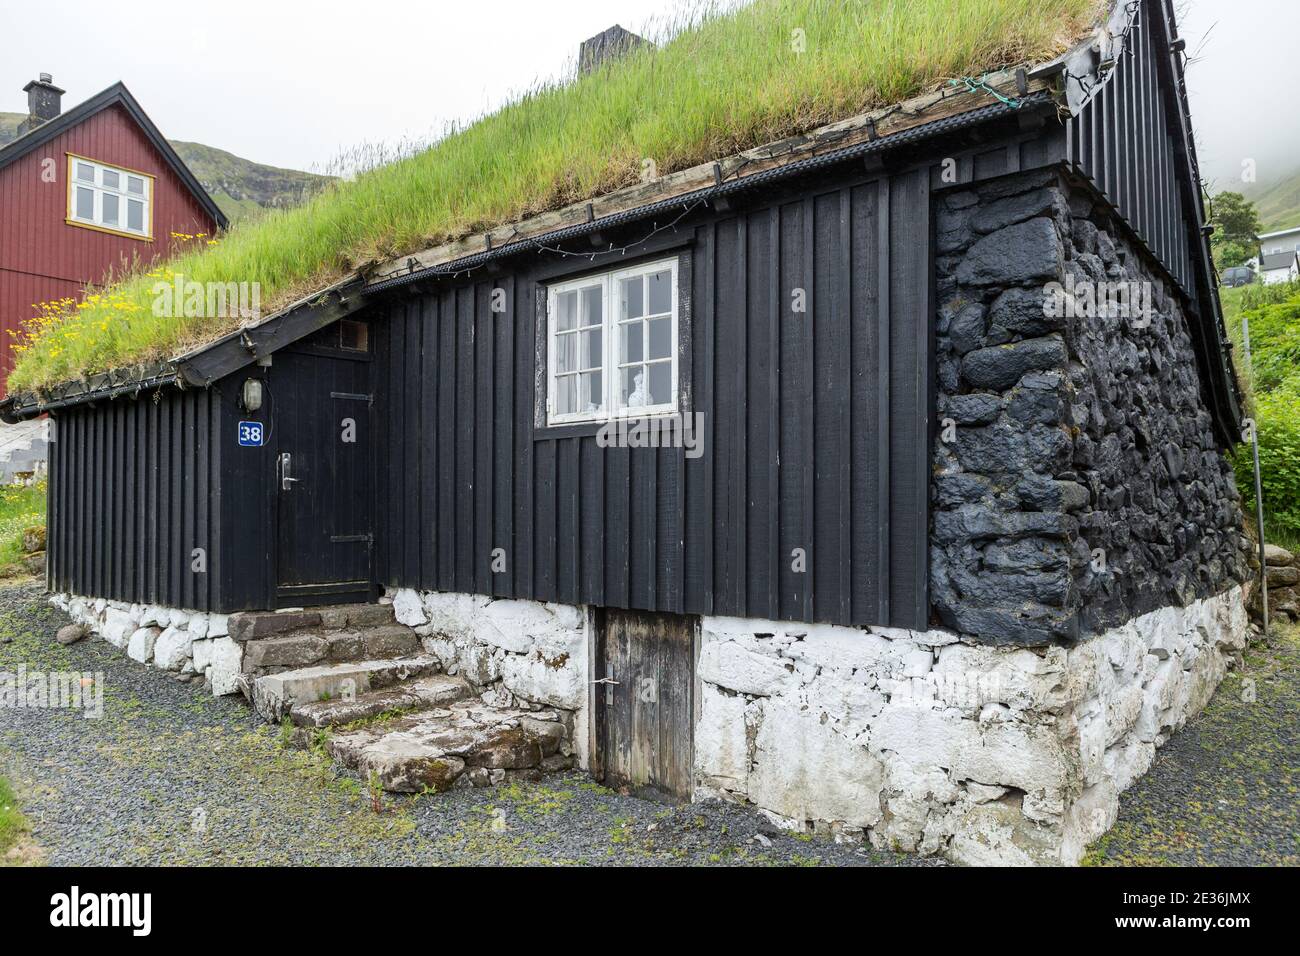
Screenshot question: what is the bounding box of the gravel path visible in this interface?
[1083,621,1298,866]
[0,582,927,867]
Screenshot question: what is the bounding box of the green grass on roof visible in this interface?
[7,0,1102,392]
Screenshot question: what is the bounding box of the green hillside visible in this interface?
[0,111,22,144]
[0,112,327,224]
[1245,165,1300,232]
[169,141,330,224]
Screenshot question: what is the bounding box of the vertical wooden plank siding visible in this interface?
[46,384,234,612]
[370,173,932,630]
[1068,0,1196,296]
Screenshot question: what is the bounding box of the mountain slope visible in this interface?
[1244,165,1300,232]
[0,113,327,224]
[168,141,330,224]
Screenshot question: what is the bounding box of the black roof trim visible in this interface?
[0,81,228,230]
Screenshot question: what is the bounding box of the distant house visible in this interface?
[1258,225,1300,257]
[1259,250,1300,285]
[0,74,227,395]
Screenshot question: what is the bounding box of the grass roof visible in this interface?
[7,0,1103,393]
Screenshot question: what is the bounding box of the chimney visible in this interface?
[579,25,650,75]
[17,73,65,135]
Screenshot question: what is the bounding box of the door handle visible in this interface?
[279,452,300,491]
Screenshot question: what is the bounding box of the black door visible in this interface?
[593,609,697,802]
[274,346,374,606]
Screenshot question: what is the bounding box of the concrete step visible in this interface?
[290,674,474,728]
[326,702,573,793]
[241,625,420,676]
[251,655,441,723]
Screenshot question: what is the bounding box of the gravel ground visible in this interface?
[0,582,928,867]
[1083,621,1299,866]
[3,581,1292,867]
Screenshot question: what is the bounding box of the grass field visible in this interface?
[0,775,38,866]
[0,482,45,579]
[6,0,1103,392]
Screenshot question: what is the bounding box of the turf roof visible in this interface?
[6,0,1104,393]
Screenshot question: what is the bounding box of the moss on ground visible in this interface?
[1084,623,1299,866]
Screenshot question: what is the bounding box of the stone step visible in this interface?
[252,655,441,723]
[229,603,396,642]
[326,702,572,793]
[241,625,420,676]
[290,674,474,728]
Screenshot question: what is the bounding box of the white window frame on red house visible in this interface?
[66,154,154,241]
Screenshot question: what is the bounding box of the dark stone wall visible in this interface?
[931,168,1247,647]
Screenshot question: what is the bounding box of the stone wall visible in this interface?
[50,593,242,696]
[387,588,590,768]
[693,583,1248,865]
[932,168,1247,647]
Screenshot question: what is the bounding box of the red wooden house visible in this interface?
[0,75,227,395]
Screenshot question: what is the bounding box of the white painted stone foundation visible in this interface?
[50,593,241,695]
[695,585,1249,865]
[51,582,1248,865]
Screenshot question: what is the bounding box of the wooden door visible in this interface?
[594,608,696,801]
[274,347,374,606]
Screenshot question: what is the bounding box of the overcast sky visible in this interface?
[0,0,1294,188]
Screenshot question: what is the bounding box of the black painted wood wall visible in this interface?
[372,167,933,630]
[47,384,232,612]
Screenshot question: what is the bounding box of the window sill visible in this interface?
[65,218,153,242]
[536,409,682,441]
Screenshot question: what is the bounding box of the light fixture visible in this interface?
[242,378,263,412]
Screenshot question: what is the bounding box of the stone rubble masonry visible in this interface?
[389,588,590,769]
[50,593,239,696]
[933,168,1247,647]
[693,583,1248,865]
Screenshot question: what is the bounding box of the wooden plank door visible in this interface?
[594,608,696,801]
[274,347,374,606]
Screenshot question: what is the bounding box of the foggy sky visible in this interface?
[0,0,1295,189]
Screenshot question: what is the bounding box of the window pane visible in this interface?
[620,320,644,363]
[647,269,671,314]
[127,176,145,195]
[579,371,603,413]
[127,199,144,232]
[580,328,602,370]
[101,168,120,189]
[556,375,577,415]
[580,284,602,327]
[648,317,670,360]
[622,275,644,318]
[75,186,94,220]
[555,290,577,331]
[76,163,94,182]
[102,193,119,225]
[621,365,649,408]
[648,362,671,405]
[555,331,577,373]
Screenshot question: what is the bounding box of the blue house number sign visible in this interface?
[238,421,264,447]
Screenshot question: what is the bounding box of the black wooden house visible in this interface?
[7,0,1237,631]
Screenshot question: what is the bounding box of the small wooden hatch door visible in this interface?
[593,608,697,802]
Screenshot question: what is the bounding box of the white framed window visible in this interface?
[546,258,679,426]
[66,154,153,240]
